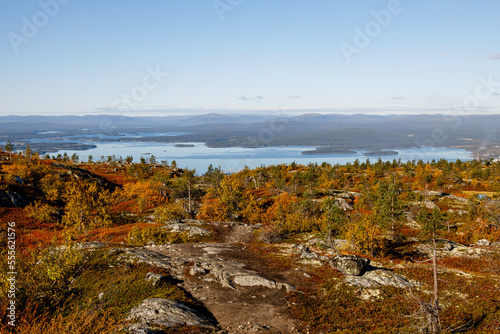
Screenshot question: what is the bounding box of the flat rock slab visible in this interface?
[344,269,413,289]
[162,223,213,237]
[417,242,495,259]
[111,247,180,270]
[114,245,295,292]
[202,246,228,255]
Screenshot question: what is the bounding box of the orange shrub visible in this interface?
[83,222,163,243]
[197,197,228,221]
[120,179,166,213]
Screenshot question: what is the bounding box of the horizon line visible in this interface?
[1,110,500,118]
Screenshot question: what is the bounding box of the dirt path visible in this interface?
[148,222,305,334]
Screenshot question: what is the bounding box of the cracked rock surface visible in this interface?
[118,221,301,334]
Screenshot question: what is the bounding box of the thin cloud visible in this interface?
[235,95,264,102]
[391,96,406,100]
[487,53,500,60]
[284,95,301,99]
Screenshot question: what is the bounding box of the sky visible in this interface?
[1,0,499,117]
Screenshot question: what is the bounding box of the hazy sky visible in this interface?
[1,0,499,116]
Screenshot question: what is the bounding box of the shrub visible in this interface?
[343,214,389,256]
[257,225,283,243]
[62,180,112,231]
[197,197,228,221]
[10,308,119,334]
[0,245,196,334]
[154,202,187,222]
[24,201,54,223]
[121,180,166,213]
[288,266,412,333]
[0,242,86,322]
[127,226,190,246]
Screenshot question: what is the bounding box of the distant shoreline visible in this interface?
[363,150,398,156]
[301,147,357,155]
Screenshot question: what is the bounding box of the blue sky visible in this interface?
[1,0,499,116]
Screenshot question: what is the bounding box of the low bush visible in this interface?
[288,266,412,333]
[24,201,55,223]
[0,244,195,334]
[154,202,187,222]
[127,226,190,246]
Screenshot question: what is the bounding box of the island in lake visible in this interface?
[174,144,195,147]
[363,150,398,156]
[302,147,357,155]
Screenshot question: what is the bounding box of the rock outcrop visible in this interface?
[145,272,165,286]
[423,200,438,210]
[335,198,353,211]
[330,255,370,276]
[126,298,217,332]
[186,252,295,292]
[476,239,490,247]
[110,247,178,270]
[112,245,295,292]
[161,222,212,237]
[417,239,494,259]
[413,190,446,199]
[344,269,413,288]
[0,190,25,207]
[443,194,468,204]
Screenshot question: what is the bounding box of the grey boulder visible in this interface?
[145,272,165,286]
[126,298,216,331]
[476,239,490,247]
[330,255,370,276]
[344,269,413,288]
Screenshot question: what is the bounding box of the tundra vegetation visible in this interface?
[0,148,500,333]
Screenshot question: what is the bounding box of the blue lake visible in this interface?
[50,142,473,174]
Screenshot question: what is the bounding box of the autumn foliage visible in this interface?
[1,151,500,333]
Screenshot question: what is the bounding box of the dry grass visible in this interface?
[0,308,121,334]
[81,222,163,243]
[462,190,498,198]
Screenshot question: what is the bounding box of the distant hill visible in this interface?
[1,113,499,153]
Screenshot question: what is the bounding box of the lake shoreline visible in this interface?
[42,140,475,174]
